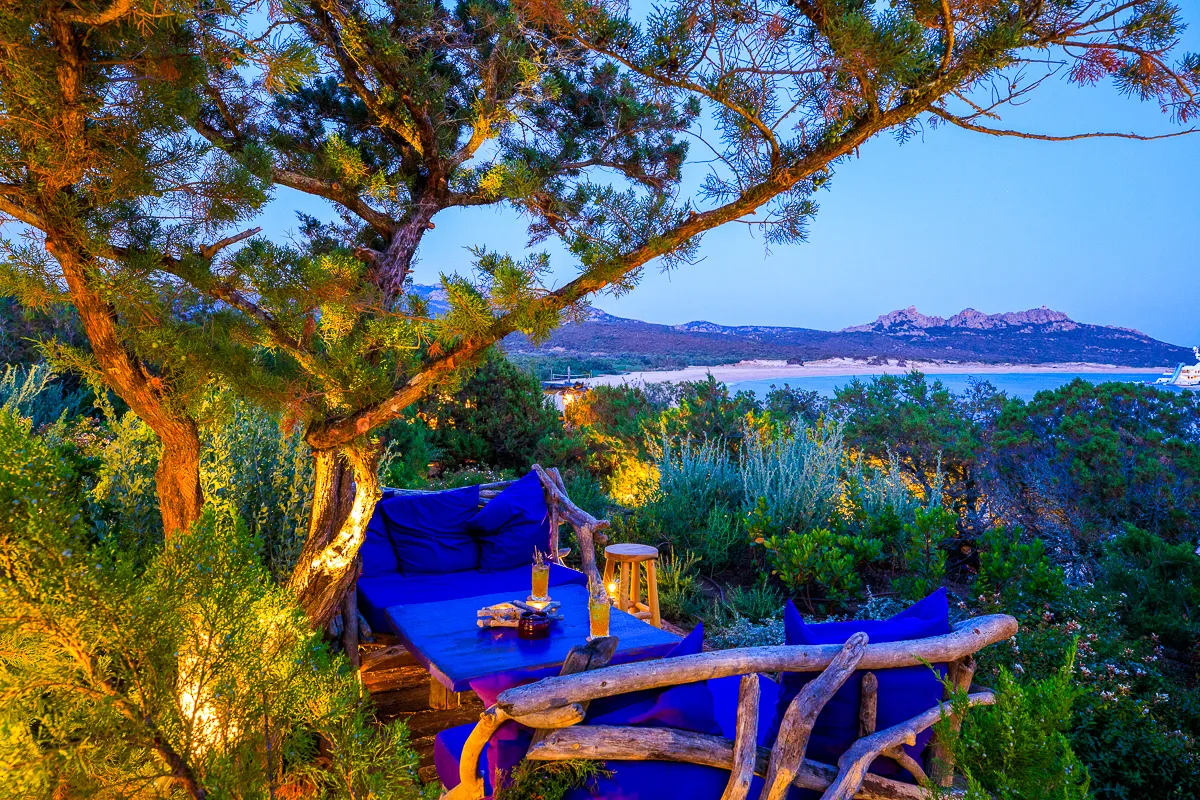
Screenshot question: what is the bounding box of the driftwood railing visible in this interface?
[443,614,1018,800]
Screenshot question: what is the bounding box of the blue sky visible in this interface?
[258,37,1200,348]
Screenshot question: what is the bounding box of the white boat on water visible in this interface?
[1155,347,1200,387]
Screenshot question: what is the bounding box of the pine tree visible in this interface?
[0,0,271,535]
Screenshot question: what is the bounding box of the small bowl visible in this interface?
[518,611,551,640]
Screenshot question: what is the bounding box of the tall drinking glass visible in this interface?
[531,562,550,602]
[587,582,611,640]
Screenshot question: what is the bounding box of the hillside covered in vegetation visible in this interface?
[501,304,1193,375]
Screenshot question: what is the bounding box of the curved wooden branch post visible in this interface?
[532,463,609,586]
[763,633,868,800]
[720,674,761,800]
[929,656,977,786]
[821,692,996,800]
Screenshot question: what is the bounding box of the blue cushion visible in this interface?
[584,625,722,736]
[775,589,951,780]
[468,472,552,572]
[360,510,400,578]
[562,762,809,800]
[378,485,481,574]
[357,563,587,634]
[711,672,781,747]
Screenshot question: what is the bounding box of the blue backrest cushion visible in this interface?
[378,485,482,574]
[585,624,722,735]
[468,471,552,572]
[359,507,400,577]
[775,589,950,777]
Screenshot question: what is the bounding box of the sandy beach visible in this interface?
[583,358,1166,387]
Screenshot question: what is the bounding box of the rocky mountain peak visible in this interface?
[843,305,1089,335]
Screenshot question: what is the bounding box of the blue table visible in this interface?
[386,583,681,694]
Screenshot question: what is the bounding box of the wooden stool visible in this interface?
[602,543,661,628]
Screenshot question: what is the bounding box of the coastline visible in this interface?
[583,358,1167,387]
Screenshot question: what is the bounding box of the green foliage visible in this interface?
[0,409,423,798]
[655,550,709,622]
[722,575,784,623]
[0,363,91,428]
[202,396,315,580]
[976,526,1067,613]
[973,584,1200,800]
[835,371,995,519]
[1099,524,1200,651]
[994,380,1200,542]
[944,645,1091,800]
[495,759,610,800]
[418,351,565,472]
[739,421,845,535]
[754,510,884,608]
[894,506,953,601]
[659,376,761,454]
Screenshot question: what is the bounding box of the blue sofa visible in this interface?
[356,473,589,635]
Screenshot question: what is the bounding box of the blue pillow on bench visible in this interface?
[360,509,400,577]
[468,472,552,572]
[378,485,481,574]
[774,589,951,780]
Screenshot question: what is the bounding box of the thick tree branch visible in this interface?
[60,0,136,26]
[193,118,398,236]
[0,196,46,229]
[198,226,261,259]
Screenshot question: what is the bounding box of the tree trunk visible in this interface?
[47,235,205,538]
[288,441,381,627]
[157,423,204,538]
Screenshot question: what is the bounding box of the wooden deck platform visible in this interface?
[360,637,485,784]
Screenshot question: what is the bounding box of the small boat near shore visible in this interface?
[1153,347,1200,388]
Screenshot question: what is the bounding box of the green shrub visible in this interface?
[722,575,784,623]
[708,616,785,649]
[739,421,844,534]
[0,409,423,798]
[656,550,709,622]
[753,503,883,609]
[654,432,743,514]
[202,396,315,580]
[945,644,1090,800]
[0,362,91,428]
[894,506,953,601]
[976,526,1067,612]
[496,760,610,800]
[1099,524,1200,651]
[418,350,565,471]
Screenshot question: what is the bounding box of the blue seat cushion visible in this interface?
[775,589,951,780]
[377,485,481,574]
[584,625,722,736]
[468,472,552,572]
[710,672,781,747]
[357,562,587,634]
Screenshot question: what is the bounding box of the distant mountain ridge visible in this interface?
[409,284,1190,369]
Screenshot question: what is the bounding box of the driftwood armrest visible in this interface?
[496,614,1017,718]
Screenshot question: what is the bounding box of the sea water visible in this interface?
[729,373,1170,402]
